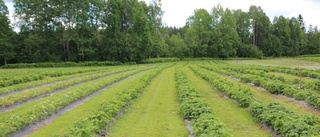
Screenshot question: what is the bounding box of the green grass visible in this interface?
[27,70,152,137]
[182,65,272,137]
[296,55,320,63]
[107,67,188,137]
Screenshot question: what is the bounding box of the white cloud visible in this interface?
[4,0,16,27]
[145,0,320,28]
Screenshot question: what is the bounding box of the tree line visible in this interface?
[0,0,320,65]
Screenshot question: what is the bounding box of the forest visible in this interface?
[1,0,320,65]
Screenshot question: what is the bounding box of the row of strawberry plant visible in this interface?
[208,60,320,79]
[1,61,130,68]
[219,64,320,91]
[201,64,320,110]
[0,68,150,136]
[0,67,108,87]
[63,65,170,136]
[190,65,254,108]
[175,68,231,137]
[0,67,139,108]
[250,102,320,136]
[0,69,104,95]
[190,65,320,136]
[237,64,320,79]
[268,66,320,79]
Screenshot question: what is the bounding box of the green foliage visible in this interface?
[271,16,306,56]
[0,0,15,65]
[168,34,188,59]
[0,67,110,88]
[249,5,272,53]
[233,9,251,44]
[175,68,232,137]
[3,1,320,65]
[194,63,320,136]
[185,8,212,57]
[0,68,135,108]
[0,68,108,95]
[192,65,254,107]
[141,57,180,64]
[0,68,148,136]
[236,44,263,58]
[203,63,320,110]
[298,56,320,63]
[1,61,129,68]
[101,0,152,62]
[214,8,240,58]
[193,114,233,137]
[303,25,320,54]
[65,65,167,136]
[250,103,320,136]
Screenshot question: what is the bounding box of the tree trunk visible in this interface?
[66,40,70,62]
[63,42,67,62]
[4,56,7,65]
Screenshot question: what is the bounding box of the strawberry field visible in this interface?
[0,60,320,137]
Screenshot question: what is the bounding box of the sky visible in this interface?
[4,0,320,29]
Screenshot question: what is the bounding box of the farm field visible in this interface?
[226,58,320,69]
[0,59,320,137]
[296,55,320,63]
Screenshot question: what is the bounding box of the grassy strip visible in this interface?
[175,67,231,136]
[0,68,149,136]
[183,66,272,136]
[107,67,188,137]
[190,65,320,136]
[61,65,169,136]
[27,70,153,137]
[0,66,138,108]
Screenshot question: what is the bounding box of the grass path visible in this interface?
[183,66,272,137]
[107,67,188,137]
[27,70,151,137]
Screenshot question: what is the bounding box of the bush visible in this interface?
[140,57,180,64]
[1,61,125,68]
[237,44,263,59]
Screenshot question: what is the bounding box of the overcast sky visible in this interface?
[4,0,320,29]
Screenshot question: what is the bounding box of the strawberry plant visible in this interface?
[64,65,169,136]
[175,68,232,137]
